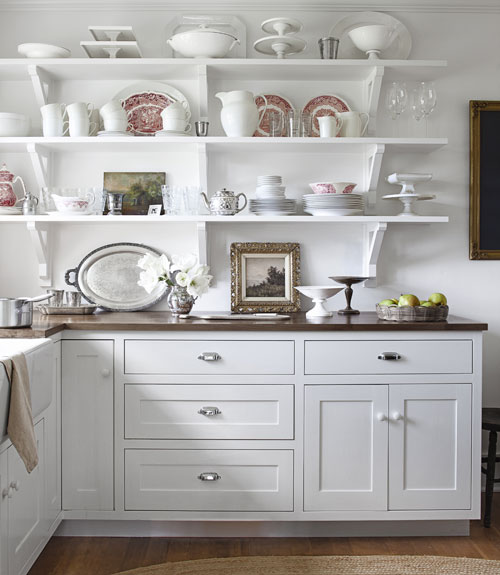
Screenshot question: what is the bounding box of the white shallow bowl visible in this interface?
[167,27,239,58]
[52,196,92,214]
[309,182,357,194]
[0,113,30,136]
[348,25,396,59]
[294,285,344,317]
[18,43,71,58]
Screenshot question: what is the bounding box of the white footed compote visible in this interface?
[294,286,344,318]
[348,24,396,59]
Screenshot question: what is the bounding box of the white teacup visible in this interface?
[66,102,95,136]
[103,117,130,132]
[318,115,342,137]
[67,102,93,119]
[338,111,369,137]
[162,118,191,133]
[161,101,191,122]
[99,99,125,117]
[40,103,68,137]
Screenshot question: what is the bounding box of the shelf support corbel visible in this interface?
[365,143,385,210]
[365,66,384,137]
[197,142,208,192]
[28,65,52,108]
[364,222,387,287]
[27,143,50,190]
[27,221,52,287]
[196,221,208,267]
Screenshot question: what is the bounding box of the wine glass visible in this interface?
[417,81,437,136]
[385,82,408,136]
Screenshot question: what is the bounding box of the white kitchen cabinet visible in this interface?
[45,340,61,530]
[304,383,472,512]
[304,385,389,511]
[62,340,114,511]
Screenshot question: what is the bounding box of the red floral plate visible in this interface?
[113,82,191,136]
[302,94,351,137]
[254,94,294,137]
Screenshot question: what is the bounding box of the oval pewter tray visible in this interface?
[65,242,168,311]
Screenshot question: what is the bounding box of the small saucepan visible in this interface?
[0,294,53,328]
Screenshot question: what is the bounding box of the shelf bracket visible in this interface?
[196,220,208,267]
[366,144,385,210]
[28,65,52,108]
[27,221,52,287]
[364,222,387,288]
[197,142,208,192]
[27,143,50,190]
[197,64,208,119]
[365,66,384,137]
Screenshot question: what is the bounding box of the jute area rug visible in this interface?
[113,555,500,575]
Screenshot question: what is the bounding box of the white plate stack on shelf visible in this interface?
[0,206,22,216]
[81,26,142,58]
[303,193,365,216]
[250,175,297,216]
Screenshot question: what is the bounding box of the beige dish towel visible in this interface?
[1,353,38,473]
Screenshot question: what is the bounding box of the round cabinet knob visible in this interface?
[376,413,387,422]
[392,411,404,421]
[10,480,20,491]
[100,368,111,378]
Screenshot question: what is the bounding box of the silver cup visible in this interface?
[319,37,339,59]
[46,289,64,307]
[65,291,81,307]
[195,121,209,137]
[107,192,125,216]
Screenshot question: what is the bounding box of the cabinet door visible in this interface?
[0,449,7,575]
[389,384,472,510]
[8,420,45,575]
[304,385,388,511]
[62,340,114,511]
[45,340,62,529]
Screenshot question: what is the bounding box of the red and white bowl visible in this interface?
[309,182,357,194]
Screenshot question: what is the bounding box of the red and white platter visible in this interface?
[114,82,191,136]
[302,94,351,137]
[254,94,294,137]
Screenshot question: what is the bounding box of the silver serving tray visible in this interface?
[65,242,168,312]
[38,305,97,315]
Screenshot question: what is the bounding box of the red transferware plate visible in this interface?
[254,94,294,137]
[302,94,351,137]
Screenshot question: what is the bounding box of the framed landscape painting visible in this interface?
[103,172,165,215]
[230,242,300,313]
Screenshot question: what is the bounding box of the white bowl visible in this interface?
[309,182,357,194]
[347,25,396,59]
[18,43,71,58]
[294,285,344,318]
[167,26,239,58]
[52,195,92,214]
[0,113,30,136]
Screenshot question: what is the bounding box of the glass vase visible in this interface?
[167,285,195,317]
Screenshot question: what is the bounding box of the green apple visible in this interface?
[379,299,397,306]
[391,298,399,304]
[420,300,436,308]
[398,294,420,307]
[428,292,447,306]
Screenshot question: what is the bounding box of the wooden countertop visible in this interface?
[0,311,488,338]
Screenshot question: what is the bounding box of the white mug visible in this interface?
[338,111,369,137]
[318,115,342,137]
[40,103,68,137]
[66,102,93,119]
[162,118,191,133]
[161,102,191,122]
[66,102,95,136]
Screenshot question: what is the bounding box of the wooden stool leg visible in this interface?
[484,430,497,528]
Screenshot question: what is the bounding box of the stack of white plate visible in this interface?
[250,198,296,216]
[303,193,364,216]
[251,175,296,215]
[0,206,22,215]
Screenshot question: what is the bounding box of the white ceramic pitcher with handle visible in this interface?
[215,90,267,137]
[337,111,369,137]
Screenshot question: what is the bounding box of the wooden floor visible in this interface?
[29,497,500,575]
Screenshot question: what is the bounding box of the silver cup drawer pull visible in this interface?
[378,352,402,361]
[198,406,222,417]
[198,472,221,482]
[197,352,221,362]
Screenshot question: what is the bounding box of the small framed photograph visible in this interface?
[103,172,166,215]
[147,204,162,216]
[230,242,300,313]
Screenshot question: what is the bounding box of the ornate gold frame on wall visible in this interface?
[469,100,500,259]
[230,242,301,313]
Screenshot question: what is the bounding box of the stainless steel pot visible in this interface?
[0,294,53,328]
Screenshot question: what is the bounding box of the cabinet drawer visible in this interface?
[124,340,294,375]
[124,384,294,439]
[304,340,472,375]
[124,449,293,511]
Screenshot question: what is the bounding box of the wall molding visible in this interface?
[2,1,500,13]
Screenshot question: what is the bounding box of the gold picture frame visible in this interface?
[230,242,301,313]
[469,100,500,259]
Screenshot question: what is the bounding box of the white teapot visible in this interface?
[215,91,267,137]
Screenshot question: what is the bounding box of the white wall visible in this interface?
[1,5,500,410]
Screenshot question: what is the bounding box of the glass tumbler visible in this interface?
[268,110,283,137]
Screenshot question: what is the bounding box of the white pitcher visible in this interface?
[215,90,267,137]
[337,111,369,137]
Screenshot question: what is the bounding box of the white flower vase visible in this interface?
[167,285,195,317]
